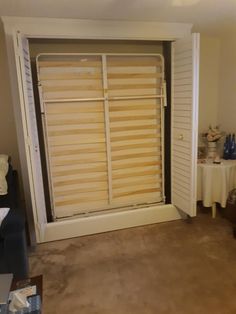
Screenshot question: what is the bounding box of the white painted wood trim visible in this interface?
[1,16,193,244]
[191,33,200,216]
[43,204,182,242]
[2,16,192,41]
[102,54,113,203]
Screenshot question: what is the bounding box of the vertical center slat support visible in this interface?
[160,57,166,203]
[102,55,113,203]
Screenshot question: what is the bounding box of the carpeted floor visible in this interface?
[29,211,236,314]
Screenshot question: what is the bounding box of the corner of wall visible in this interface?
[217,30,236,135]
[198,35,221,137]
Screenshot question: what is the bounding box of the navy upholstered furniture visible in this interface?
[0,165,29,279]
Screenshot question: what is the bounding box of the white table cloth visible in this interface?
[197,160,236,209]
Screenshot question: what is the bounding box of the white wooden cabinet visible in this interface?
[2,17,199,243]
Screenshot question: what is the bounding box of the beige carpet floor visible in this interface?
[29,212,236,314]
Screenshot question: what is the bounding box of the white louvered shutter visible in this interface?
[14,33,47,240]
[171,33,200,217]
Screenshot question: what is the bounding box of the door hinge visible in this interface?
[38,84,45,113]
[15,32,22,57]
[26,136,31,147]
[163,80,167,107]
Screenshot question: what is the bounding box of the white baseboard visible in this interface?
[42,204,182,243]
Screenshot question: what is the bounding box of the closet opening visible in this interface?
[29,39,172,223]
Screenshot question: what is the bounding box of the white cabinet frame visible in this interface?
[2,16,195,244]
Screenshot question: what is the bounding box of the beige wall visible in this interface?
[29,38,163,57]
[0,21,21,177]
[198,36,220,140]
[218,31,236,134]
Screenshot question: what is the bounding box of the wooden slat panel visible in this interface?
[55,191,108,207]
[113,183,161,195]
[110,134,160,143]
[55,189,108,202]
[40,72,102,80]
[54,186,108,197]
[109,104,158,112]
[44,89,104,100]
[109,109,159,118]
[112,151,159,161]
[110,114,158,123]
[42,78,102,87]
[54,174,108,187]
[111,138,161,149]
[38,61,102,68]
[112,160,161,170]
[43,84,103,93]
[48,127,105,137]
[110,87,162,204]
[110,124,157,133]
[108,89,160,97]
[52,164,107,177]
[46,111,104,120]
[107,55,163,98]
[51,143,106,156]
[38,54,164,217]
[113,176,161,189]
[48,124,105,133]
[110,119,159,128]
[55,200,110,217]
[51,152,107,165]
[107,65,160,74]
[54,181,108,193]
[46,102,103,114]
[48,134,106,146]
[108,83,161,90]
[112,168,161,180]
[44,92,109,216]
[108,78,161,86]
[111,141,160,152]
[113,187,161,199]
[112,192,162,204]
[48,119,104,126]
[107,60,162,67]
[113,154,160,164]
[39,56,104,101]
[52,169,108,182]
[108,73,162,79]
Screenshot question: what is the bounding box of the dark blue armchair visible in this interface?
[0,166,29,279]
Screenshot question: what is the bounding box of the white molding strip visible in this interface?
[2,16,192,41]
[43,204,182,243]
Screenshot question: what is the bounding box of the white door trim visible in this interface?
[2,16,193,243]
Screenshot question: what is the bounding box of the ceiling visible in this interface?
[0,0,236,35]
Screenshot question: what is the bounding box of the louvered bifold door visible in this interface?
[107,55,164,207]
[37,55,109,218]
[171,34,200,217]
[14,33,47,241]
